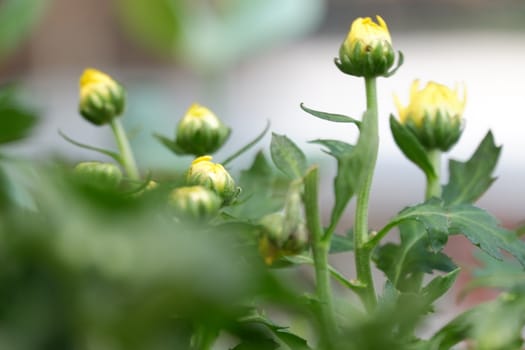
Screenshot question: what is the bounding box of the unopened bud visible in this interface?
[395,80,465,151]
[186,155,238,204]
[79,68,125,126]
[336,16,395,78]
[73,161,122,189]
[175,103,230,156]
[168,185,222,220]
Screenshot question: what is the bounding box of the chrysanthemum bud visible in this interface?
[395,80,466,151]
[175,104,230,156]
[168,185,222,220]
[336,15,395,78]
[186,155,238,204]
[79,68,125,126]
[73,161,122,189]
[257,181,309,265]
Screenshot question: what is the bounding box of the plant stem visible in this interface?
[354,77,379,312]
[425,149,442,199]
[110,117,140,180]
[304,167,336,346]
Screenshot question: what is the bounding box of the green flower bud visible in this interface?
[186,155,238,204]
[257,181,309,265]
[73,161,122,189]
[395,80,466,151]
[336,16,395,78]
[168,185,222,220]
[79,68,126,126]
[175,103,230,156]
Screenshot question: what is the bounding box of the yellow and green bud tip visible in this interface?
[186,155,238,204]
[395,80,466,151]
[79,68,125,126]
[175,103,230,156]
[336,15,395,77]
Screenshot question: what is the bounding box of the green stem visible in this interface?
[425,149,442,199]
[304,167,336,346]
[354,77,379,312]
[110,118,139,180]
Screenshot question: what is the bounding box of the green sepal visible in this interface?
[404,110,463,152]
[153,132,187,155]
[336,40,395,78]
[390,115,437,180]
[300,103,361,127]
[270,133,307,180]
[442,131,501,205]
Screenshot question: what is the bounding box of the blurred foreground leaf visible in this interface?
[0,86,38,144]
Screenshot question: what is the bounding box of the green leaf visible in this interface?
[300,103,361,127]
[374,221,456,292]
[430,293,525,350]
[270,133,307,179]
[421,268,460,305]
[317,111,374,235]
[240,311,313,350]
[221,120,270,165]
[383,199,525,268]
[443,131,501,205]
[449,204,525,266]
[227,151,287,219]
[309,139,354,159]
[329,229,354,254]
[0,87,38,144]
[153,132,187,155]
[59,130,122,164]
[389,115,436,179]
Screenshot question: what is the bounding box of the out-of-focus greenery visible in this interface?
[0,0,49,62]
[114,0,324,73]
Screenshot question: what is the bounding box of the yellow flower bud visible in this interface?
[186,156,238,204]
[175,103,230,156]
[79,68,125,126]
[73,161,122,189]
[395,80,466,151]
[336,15,395,77]
[168,185,222,220]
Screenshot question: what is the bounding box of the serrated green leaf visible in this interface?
[421,269,460,305]
[390,115,436,179]
[449,204,525,266]
[270,133,307,179]
[300,103,361,126]
[379,199,525,268]
[374,221,456,291]
[443,131,501,205]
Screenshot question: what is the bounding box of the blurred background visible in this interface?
[1,0,524,241]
